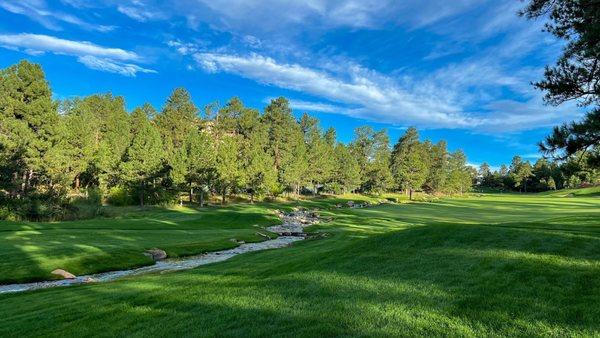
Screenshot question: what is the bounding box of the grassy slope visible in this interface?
[0,204,282,284]
[1,193,599,336]
[538,186,600,197]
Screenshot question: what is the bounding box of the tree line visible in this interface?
[0,60,475,219]
[476,153,599,193]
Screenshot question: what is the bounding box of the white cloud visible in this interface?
[117,1,165,22]
[0,0,115,32]
[193,51,580,132]
[263,97,348,114]
[0,33,138,60]
[77,55,156,77]
[0,33,156,76]
[194,52,477,128]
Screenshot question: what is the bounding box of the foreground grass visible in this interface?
[1,192,599,336]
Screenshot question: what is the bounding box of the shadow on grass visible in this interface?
[1,221,599,336]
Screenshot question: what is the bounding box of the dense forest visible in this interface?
[0,60,597,220]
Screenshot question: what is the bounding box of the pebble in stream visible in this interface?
[0,210,318,294]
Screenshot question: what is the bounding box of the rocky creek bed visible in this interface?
[0,209,319,294]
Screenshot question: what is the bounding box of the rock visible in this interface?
[144,248,167,261]
[51,269,76,279]
[347,201,354,207]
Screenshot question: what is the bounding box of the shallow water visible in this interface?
[0,211,315,294]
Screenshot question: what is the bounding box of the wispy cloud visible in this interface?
[77,55,156,76]
[193,51,579,132]
[0,0,115,32]
[195,52,477,128]
[117,1,165,22]
[0,33,155,76]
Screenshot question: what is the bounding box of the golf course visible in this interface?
[1,190,599,336]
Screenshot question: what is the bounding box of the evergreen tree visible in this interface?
[183,128,216,206]
[521,1,600,167]
[365,130,393,194]
[425,140,449,193]
[156,88,199,150]
[333,143,361,193]
[215,135,242,204]
[390,127,428,199]
[446,150,472,194]
[156,87,199,201]
[0,60,60,197]
[262,97,307,195]
[509,156,534,192]
[121,104,164,206]
[349,126,375,190]
[300,113,335,193]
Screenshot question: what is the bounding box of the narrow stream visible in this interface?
[0,210,318,294]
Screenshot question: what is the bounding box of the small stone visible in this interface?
[51,269,76,279]
[144,248,167,261]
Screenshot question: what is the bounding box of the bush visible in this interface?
[106,186,134,206]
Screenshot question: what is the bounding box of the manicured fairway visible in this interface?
[0,205,280,283]
[1,192,599,336]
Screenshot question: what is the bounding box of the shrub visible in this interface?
[107,186,134,206]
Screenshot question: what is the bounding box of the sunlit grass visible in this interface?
[0,191,599,336]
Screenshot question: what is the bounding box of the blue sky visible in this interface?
[0,0,582,168]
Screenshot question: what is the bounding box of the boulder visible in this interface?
[51,269,76,279]
[144,248,167,261]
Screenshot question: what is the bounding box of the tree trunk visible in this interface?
[75,174,80,191]
[139,181,144,207]
[409,188,413,201]
[221,187,227,205]
[250,191,254,204]
[199,190,204,207]
[189,186,194,204]
[21,171,27,196]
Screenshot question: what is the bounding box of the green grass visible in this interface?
[0,204,281,284]
[538,186,600,197]
[1,192,599,336]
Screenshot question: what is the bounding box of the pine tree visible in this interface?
[390,127,428,199]
[238,105,276,202]
[156,87,199,201]
[121,104,164,206]
[509,156,533,192]
[349,126,375,190]
[0,60,60,197]
[365,130,393,194]
[183,128,216,206]
[424,140,448,193]
[156,88,199,150]
[301,113,334,194]
[446,150,471,194]
[262,97,307,195]
[333,143,361,193]
[215,135,242,204]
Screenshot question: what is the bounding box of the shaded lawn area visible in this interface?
[0,193,599,336]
